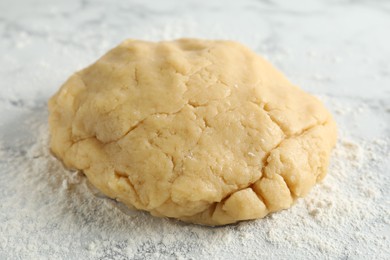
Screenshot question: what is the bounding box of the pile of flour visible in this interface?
[0,97,389,259]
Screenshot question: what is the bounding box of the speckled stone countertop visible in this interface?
[1,0,389,259]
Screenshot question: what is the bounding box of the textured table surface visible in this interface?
[1,0,389,259]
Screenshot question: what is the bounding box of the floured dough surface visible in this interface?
[48,39,337,226]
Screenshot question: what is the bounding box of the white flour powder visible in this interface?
[1,0,390,258]
[0,99,389,259]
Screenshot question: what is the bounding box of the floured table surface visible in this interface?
[0,0,389,259]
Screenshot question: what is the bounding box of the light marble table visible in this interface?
[1,0,389,259]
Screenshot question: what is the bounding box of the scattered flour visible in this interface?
[1,1,389,257]
[0,100,389,259]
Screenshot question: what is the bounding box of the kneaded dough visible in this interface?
[49,39,337,226]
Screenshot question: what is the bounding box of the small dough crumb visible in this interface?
[48,39,337,226]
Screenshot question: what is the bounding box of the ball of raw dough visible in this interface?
[49,39,337,226]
